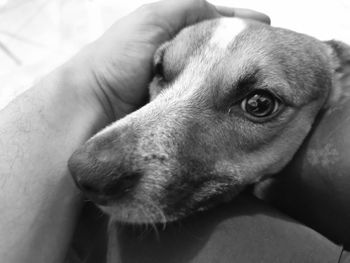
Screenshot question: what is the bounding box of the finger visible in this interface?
[136,0,270,42]
[215,6,271,24]
[139,0,221,37]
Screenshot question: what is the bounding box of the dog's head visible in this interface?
[68,18,349,223]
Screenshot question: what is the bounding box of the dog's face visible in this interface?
[69,18,336,223]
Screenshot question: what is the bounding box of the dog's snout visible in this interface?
[68,139,139,204]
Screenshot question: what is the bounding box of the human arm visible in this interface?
[0,62,108,263]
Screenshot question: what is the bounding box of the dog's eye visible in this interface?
[241,90,280,118]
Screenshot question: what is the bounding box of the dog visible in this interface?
[68,17,349,228]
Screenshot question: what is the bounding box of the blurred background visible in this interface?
[0,0,349,109]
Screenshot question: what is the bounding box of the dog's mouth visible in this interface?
[75,170,244,224]
[96,190,241,224]
[72,174,138,207]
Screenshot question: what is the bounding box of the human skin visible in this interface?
[0,1,270,262]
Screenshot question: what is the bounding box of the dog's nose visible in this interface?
[68,139,139,204]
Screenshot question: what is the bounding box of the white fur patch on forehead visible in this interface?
[209,18,246,49]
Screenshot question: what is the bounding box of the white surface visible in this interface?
[0,0,349,109]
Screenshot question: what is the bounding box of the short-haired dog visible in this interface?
[68,18,350,226]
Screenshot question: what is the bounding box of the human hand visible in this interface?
[67,0,270,122]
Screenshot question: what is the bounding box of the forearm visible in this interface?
[0,61,108,263]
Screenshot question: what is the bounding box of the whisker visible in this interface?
[148,201,167,231]
[147,205,160,240]
[140,205,152,237]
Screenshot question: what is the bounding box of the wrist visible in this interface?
[48,50,112,132]
[62,44,136,124]
[73,40,150,121]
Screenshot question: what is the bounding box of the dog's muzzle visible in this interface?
[68,131,140,205]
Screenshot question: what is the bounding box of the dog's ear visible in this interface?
[324,40,350,106]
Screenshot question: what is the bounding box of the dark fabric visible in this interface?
[340,248,350,263]
[256,98,350,249]
[65,202,108,263]
[115,194,343,263]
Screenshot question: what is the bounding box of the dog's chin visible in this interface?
[98,203,174,224]
[96,188,241,225]
[99,205,196,225]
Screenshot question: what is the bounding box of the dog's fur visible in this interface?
[68,18,350,226]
